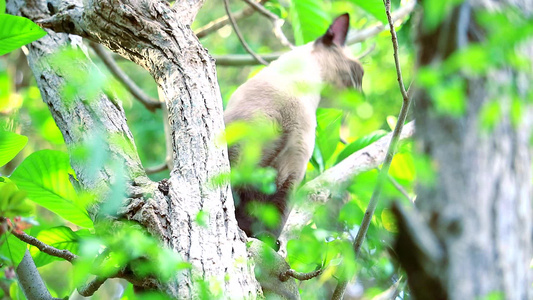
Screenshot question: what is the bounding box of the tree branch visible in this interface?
[332,0,413,297]
[278,121,415,255]
[89,42,161,112]
[223,0,269,65]
[211,0,416,66]
[346,0,416,45]
[214,52,281,66]
[77,277,106,297]
[279,268,322,282]
[194,0,269,38]
[10,230,78,262]
[241,0,293,48]
[16,250,62,300]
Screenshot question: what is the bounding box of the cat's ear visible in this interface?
[318,13,350,46]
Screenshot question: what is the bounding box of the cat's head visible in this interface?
[313,14,364,91]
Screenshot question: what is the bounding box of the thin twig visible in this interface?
[223,0,269,65]
[278,121,415,256]
[346,0,416,45]
[10,230,78,262]
[279,268,322,282]
[241,0,294,48]
[195,0,269,38]
[90,42,161,112]
[212,0,416,67]
[9,229,145,294]
[214,52,281,66]
[332,0,413,298]
[387,173,413,203]
[357,43,376,60]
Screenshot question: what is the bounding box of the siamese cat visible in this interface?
[225,13,364,239]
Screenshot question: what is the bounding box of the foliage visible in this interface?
[0,0,46,56]
[2,0,531,298]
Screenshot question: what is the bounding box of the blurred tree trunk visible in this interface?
[395,0,533,299]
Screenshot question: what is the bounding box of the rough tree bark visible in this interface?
[7,0,259,297]
[394,0,533,299]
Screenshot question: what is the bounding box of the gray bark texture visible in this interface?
[7,0,259,297]
[394,0,533,299]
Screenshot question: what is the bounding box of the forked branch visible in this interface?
[223,0,269,65]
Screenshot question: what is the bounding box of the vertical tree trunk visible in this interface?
[396,1,533,299]
[7,0,260,297]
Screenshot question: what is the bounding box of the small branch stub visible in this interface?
[279,268,322,282]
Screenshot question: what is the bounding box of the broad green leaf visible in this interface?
[389,152,415,182]
[30,226,91,267]
[10,150,93,228]
[335,130,387,164]
[0,0,5,14]
[338,200,364,227]
[0,233,26,266]
[315,108,342,166]
[0,180,33,217]
[0,131,27,167]
[310,142,324,172]
[0,14,46,56]
[290,0,329,45]
[351,0,387,23]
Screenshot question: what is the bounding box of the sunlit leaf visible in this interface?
[315,108,342,166]
[335,130,386,164]
[10,150,93,228]
[30,226,91,267]
[290,0,329,45]
[389,152,415,182]
[0,180,33,217]
[381,209,397,233]
[339,200,364,227]
[0,233,26,266]
[0,131,27,167]
[0,14,46,56]
[0,0,5,14]
[350,0,387,23]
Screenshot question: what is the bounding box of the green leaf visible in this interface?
[315,108,342,166]
[10,150,93,228]
[30,226,90,267]
[351,0,387,23]
[0,14,46,56]
[338,200,364,227]
[381,209,397,232]
[0,180,33,217]
[422,0,464,32]
[335,130,387,164]
[0,233,26,266]
[290,0,329,45]
[0,131,27,167]
[0,0,5,14]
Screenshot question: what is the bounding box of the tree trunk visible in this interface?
[7,0,259,297]
[395,1,533,299]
